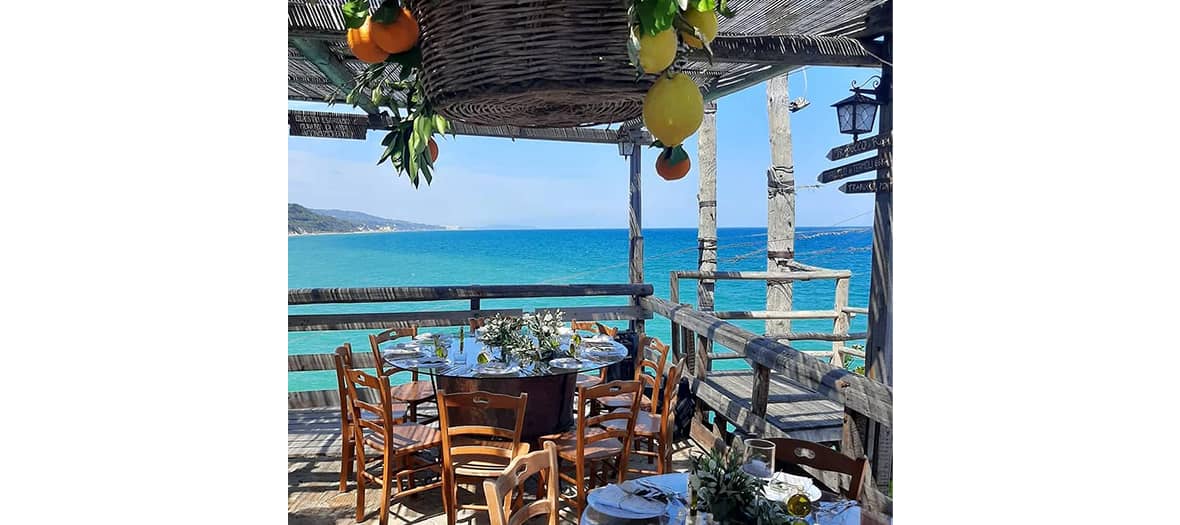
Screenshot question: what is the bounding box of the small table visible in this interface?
[579,473,892,525]
[383,335,626,441]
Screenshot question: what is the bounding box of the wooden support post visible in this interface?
[697,101,719,362]
[831,277,850,367]
[670,274,682,366]
[765,75,796,335]
[751,364,771,417]
[627,134,645,334]
[863,33,893,491]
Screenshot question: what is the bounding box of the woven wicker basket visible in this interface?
[412,0,653,128]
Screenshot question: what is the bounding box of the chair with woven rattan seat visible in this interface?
[541,379,641,516]
[468,317,488,330]
[332,344,408,493]
[342,367,444,525]
[767,437,870,502]
[368,326,436,423]
[482,441,560,525]
[602,357,684,475]
[437,390,531,525]
[596,336,668,414]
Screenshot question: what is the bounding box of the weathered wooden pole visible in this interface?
[627,131,645,335]
[766,75,796,332]
[864,33,893,489]
[695,102,719,374]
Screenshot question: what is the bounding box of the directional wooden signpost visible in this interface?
[839,179,891,194]
[826,133,891,161]
[818,154,889,184]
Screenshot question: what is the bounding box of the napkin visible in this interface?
[593,483,667,515]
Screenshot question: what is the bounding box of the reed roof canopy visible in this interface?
[288,0,890,143]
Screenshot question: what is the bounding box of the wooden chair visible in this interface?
[767,438,869,502]
[482,441,560,525]
[343,367,443,525]
[604,357,684,475]
[332,344,408,492]
[468,317,488,330]
[542,380,641,516]
[437,390,531,525]
[597,336,668,413]
[369,327,436,423]
[570,321,607,389]
[594,322,618,338]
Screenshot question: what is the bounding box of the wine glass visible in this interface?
[741,438,776,482]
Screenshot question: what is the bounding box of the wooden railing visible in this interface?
[668,266,865,367]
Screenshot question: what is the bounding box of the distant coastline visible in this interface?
[288,203,453,235]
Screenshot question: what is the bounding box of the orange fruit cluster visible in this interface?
[346,8,420,64]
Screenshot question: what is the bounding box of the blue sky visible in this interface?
[288,66,879,228]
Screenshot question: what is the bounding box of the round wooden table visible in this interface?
[383,334,626,441]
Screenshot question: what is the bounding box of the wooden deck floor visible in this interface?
[692,369,844,444]
[289,408,699,525]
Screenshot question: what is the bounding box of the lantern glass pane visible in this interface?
[837,104,855,133]
[854,103,878,134]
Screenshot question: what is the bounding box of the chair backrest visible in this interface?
[342,367,399,442]
[658,358,685,443]
[595,322,619,338]
[368,326,419,377]
[768,438,869,501]
[436,390,529,466]
[483,441,559,525]
[577,380,641,459]
[468,317,488,330]
[635,336,670,412]
[332,344,356,427]
[569,320,598,334]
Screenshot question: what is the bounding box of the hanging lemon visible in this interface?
[643,73,704,147]
[681,9,718,49]
[637,29,677,74]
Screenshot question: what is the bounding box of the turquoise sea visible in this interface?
[288,227,872,392]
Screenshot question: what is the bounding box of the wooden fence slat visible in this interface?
[672,270,850,281]
[767,331,869,342]
[713,310,840,320]
[288,308,523,332]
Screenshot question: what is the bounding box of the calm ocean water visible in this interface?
[288,227,872,392]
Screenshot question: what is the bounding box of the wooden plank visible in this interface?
[843,306,869,315]
[687,35,884,67]
[288,308,522,332]
[831,277,851,367]
[839,179,892,194]
[673,270,850,281]
[818,155,889,184]
[826,133,892,161]
[642,296,891,426]
[767,331,868,342]
[713,310,839,320]
[751,365,771,417]
[689,374,842,443]
[289,283,654,305]
[289,351,373,372]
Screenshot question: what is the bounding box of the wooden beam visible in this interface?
[768,332,868,342]
[642,296,891,426]
[766,76,795,337]
[288,283,654,305]
[687,35,884,67]
[705,64,798,103]
[288,308,524,332]
[288,37,377,114]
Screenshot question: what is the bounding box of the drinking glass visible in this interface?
[741,438,776,481]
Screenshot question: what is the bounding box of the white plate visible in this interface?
[764,472,823,503]
[393,357,451,369]
[383,347,422,358]
[548,358,584,369]
[413,333,434,341]
[475,363,520,376]
[586,483,668,520]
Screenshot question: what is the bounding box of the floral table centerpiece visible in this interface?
[517,309,565,365]
[475,313,526,364]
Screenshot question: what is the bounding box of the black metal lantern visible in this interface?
[832,77,881,141]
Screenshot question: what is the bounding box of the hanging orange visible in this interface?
[428,137,439,163]
[656,153,690,181]
[347,18,390,64]
[370,8,420,54]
